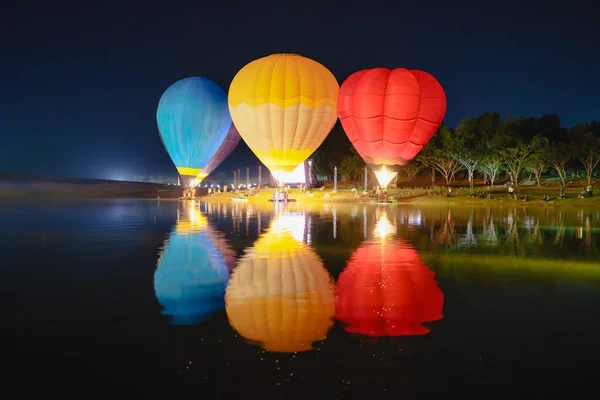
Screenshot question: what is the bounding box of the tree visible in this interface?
[548,143,572,188]
[476,112,502,143]
[570,127,600,186]
[452,117,486,193]
[525,153,548,187]
[478,153,503,187]
[399,162,421,181]
[524,136,550,187]
[498,142,533,187]
[451,149,480,193]
[418,126,463,185]
[420,149,463,184]
[339,147,365,182]
[312,122,352,179]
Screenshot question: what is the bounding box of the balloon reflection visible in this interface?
[154,201,234,325]
[336,214,444,337]
[226,208,335,353]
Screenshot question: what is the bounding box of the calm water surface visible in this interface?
[1,199,599,398]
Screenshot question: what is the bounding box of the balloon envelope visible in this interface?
[338,68,446,168]
[154,203,231,325]
[203,123,242,177]
[336,236,444,337]
[228,53,339,182]
[225,212,335,352]
[157,77,232,186]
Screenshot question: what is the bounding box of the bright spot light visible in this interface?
[270,213,306,243]
[373,166,397,188]
[271,163,307,185]
[373,215,396,240]
[188,202,197,224]
[186,178,202,188]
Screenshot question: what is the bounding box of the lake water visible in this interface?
[2,199,599,398]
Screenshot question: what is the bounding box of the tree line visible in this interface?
[312,113,600,190]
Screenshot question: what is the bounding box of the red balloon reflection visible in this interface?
[335,240,443,337]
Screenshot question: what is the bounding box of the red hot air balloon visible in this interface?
[335,238,444,337]
[337,68,447,187]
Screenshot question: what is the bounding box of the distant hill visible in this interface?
[0,172,186,199]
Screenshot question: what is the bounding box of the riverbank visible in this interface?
[1,176,598,208]
[0,178,183,199]
[205,185,600,208]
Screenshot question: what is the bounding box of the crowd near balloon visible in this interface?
[156,53,446,192]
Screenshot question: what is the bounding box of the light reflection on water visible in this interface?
[154,200,234,325]
[225,208,335,353]
[1,199,599,397]
[336,214,444,338]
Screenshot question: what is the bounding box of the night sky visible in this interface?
[1,0,599,181]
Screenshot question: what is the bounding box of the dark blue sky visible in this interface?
[1,0,599,180]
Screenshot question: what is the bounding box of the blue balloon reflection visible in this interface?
[154,224,230,325]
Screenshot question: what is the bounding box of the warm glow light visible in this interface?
[373,166,397,188]
[225,212,335,352]
[373,214,396,240]
[270,170,291,185]
[175,202,208,234]
[269,212,306,243]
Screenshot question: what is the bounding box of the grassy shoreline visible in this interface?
[204,185,600,208]
[1,179,598,208]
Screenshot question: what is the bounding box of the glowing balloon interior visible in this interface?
[225,211,335,352]
[338,68,447,187]
[336,217,444,337]
[154,203,230,325]
[228,53,339,183]
[157,77,232,187]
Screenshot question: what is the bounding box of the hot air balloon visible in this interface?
[154,201,233,325]
[338,68,447,188]
[335,215,444,337]
[202,122,242,177]
[225,211,335,352]
[157,77,232,187]
[228,53,339,184]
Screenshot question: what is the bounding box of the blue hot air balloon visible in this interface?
[154,205,231,325]
[156,77,232,187]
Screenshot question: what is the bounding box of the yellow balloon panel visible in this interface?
[228,54,339,179]
[225,232,335,353]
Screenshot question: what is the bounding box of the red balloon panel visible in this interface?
[335,240,444,337]
[338,68,447,166]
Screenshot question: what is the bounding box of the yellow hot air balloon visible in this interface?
[225,211,335,352]
[228,53,339,183]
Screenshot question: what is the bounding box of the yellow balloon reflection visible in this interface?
[225,209,335,352]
